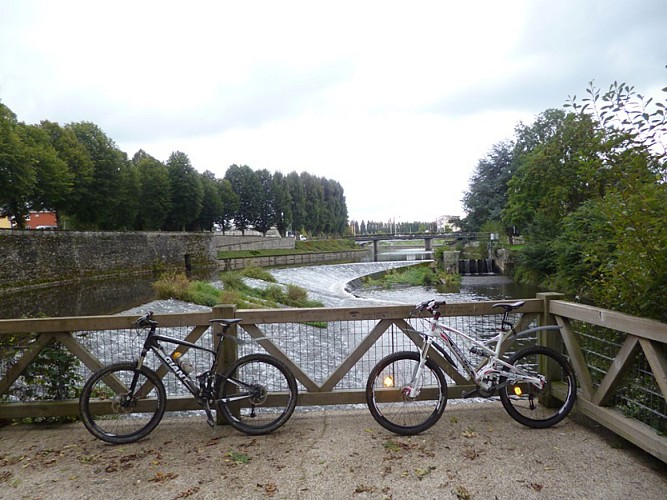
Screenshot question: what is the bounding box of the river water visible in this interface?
[2,259,541,407]
[270,262,540,307]
[0,260,540,319]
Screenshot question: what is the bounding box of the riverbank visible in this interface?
[1,404,665,500]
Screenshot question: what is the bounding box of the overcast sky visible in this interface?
[1,1,665,223]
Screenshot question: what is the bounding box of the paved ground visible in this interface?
[1,403,665,499]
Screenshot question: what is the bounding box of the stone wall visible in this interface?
[212,234,294,252]
[0,230,266,290]
[218,250,366,271]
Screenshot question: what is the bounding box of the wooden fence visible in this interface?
[0,293,665,462]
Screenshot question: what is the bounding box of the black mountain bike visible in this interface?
[79,312,298,444]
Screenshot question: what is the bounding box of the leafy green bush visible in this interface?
[241,266,276,282]
[1,335,82,424]
[153,271,191,299]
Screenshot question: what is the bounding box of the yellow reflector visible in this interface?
[383,376,394,388]
[513,386,523,396]
[172,351,183,360]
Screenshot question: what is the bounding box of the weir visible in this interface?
[458,258,496,275]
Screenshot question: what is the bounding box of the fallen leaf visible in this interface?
[148,471,178,482]
[174,486,200,498]
[454,485,471,499]
[415,466,436,480]
[354,484,376,494]
[264,482,278,497]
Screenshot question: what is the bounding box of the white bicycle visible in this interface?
[366,300,577,435]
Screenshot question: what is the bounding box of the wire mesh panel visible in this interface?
[573,321,667,433]
[75,323,216,398]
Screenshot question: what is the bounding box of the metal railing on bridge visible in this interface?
[1,294,665,462]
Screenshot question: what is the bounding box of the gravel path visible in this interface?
[1,403,665,499]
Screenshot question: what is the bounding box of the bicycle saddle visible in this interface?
[492,300,525,311]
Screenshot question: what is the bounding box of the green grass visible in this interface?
[153,268,323,310]
[362,264,461,289]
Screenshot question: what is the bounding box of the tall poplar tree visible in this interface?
[224,164,260,234]
[165,151,204,231]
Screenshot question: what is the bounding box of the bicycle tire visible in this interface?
[499,346,577,428]
[79,362,167,444]
[217,353,298,435]
[366,351,448,435]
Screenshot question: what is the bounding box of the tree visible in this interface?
[272,171,292,237]
[217,178,239,233]
[461,141,514,232]
[253,169,276,235]
[198,170,223,232]
[132,150,171,230]
[0,103,34,228]
[18,123,73,219]
[225,164,260,234]
[286,171,305,235]
[321,178,348,236]
[563,80,667,320]
[67,122,130,229]
[301,172,323,235]
[39,120,94,228]
[165,151,203,231]
[503,110,602,235]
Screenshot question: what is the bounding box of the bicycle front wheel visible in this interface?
[366,351,448,435]
[79,362,167,444]
[217,353,298,435]
[499,346,577,428]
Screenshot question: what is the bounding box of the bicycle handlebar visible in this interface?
[412,300,447,317]
[134,311,155,328]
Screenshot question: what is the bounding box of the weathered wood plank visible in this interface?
[56,332,108,375]
[0,312,214,335]
[241,323,320,392]
[556,316,595,399]
[639,338,667,405]
[575,397,667,463]
[0,333,55,395]
[592,336,640,406]
[319,319,393,392]
[549,301,667,342]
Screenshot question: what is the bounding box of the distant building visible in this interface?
[24,211,58,230]
[436,215,460,232]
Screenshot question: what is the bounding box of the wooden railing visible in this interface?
[1,295,665,462]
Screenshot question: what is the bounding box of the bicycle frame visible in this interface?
[407,314,562,396]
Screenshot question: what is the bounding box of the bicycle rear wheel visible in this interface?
[217,353,297,435]
[499,346,577,428]
[79,362,167,444]
[366,351,448,435]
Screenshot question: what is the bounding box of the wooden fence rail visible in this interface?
[0,294,665,462]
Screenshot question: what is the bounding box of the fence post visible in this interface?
[536,292,565,408]
[211,303,237,425]
[536,292,565,349]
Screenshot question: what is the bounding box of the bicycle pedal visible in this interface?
[206,416,215,428]
[462,388,480,399]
